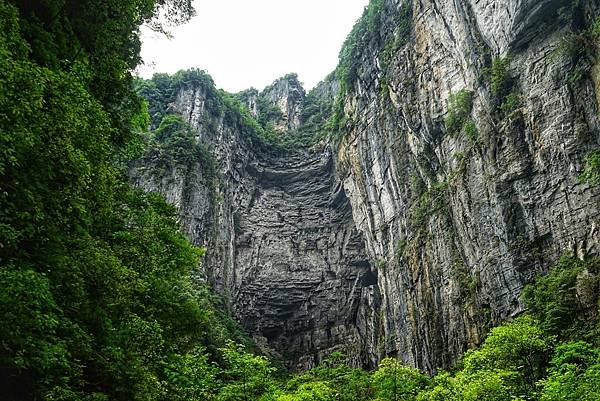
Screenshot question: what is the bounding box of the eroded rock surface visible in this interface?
[132,0,600,373]
[336,0,600,371]
[262,74,306,132]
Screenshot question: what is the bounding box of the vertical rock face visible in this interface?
[261,74,306,132]
[132,0,600,373]
[131,79,381,370]
[233,149,379,369]
[336,0,600,371]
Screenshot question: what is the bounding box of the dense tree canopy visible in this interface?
[0,1,234,399]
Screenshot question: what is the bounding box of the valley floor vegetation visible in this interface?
[1,0,600,400]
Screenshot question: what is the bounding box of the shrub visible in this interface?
[487,57,512,98]
[580,150,600,184]
[444,90,476,138]
[522,256,600,341]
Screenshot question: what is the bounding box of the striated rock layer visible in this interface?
[335,0,600,372]
[130,79,382,369]
[132,0,600,372]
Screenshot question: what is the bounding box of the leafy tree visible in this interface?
[461,316,552,393]
[0,1,260,400]
[217,341,277,401]
[522,256,600,342]
[163,347,219,401]
[415,372,458,401]
[539,342,600,401]
[372,358,429,401]
[454,369,520,401]
[276,381,336,401]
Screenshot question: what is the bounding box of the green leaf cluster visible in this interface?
[0,0,249,399]
[523,256,600,342]
[483,56,521,118]
[328,0,412,137]
[580,150,600,185]
[444,90,476,139]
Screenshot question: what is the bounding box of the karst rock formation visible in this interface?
[131,0,600,373]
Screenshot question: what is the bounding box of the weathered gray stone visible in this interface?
[262,74,306,132]
[337,0,600,372]
[132,0,600,373]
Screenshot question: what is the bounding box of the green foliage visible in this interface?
[329,0,413,137]
[9,0,192,147]
[220,90,284,150]
[256,96,285,129]
[234,87,286,134]
[337,0,383,90]
[444,90,476,138]
[336,0,412,89]
[580,150,600,185]
[149,115,217,191]
[216,341,277,401]
[294,89,334,145]
[461,316,552,392]
[418,256,600,401]
[137,70,295,151]
[416,372,457,401]
[483,56,522,118]
[0,266,75,396]
[378,1,413,72]
[163,347,219,401]
[0,0,251,399]
[487,57,512,98]
[499,91,520,117]
[4,0,600,399]
[276,381,336,401]
[279,352,374,401]
[522,256,600,342]
[138,70,339,152]
[135,69,219,129]
[463,120,478,142]
[557,12,600,85]
[372,358,430,401]
[410,181,448,233]
[539,342,600,401]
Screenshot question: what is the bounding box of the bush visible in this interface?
[444,90,476,138]
[540,342,600,401]
[522,256,600,342]
[487,57,512,98]
[580,150,600,184]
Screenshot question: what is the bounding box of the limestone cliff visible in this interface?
[132,0,600,373]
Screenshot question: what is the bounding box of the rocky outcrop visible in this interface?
[232,149,380,369]
[261,74,306,132]
[132,0,600,373]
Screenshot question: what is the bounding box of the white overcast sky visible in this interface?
[138,0,370,93]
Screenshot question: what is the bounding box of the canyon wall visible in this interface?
[132,0,600,372]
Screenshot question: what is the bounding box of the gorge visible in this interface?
[3,0,600,398]
[131,0,600,374]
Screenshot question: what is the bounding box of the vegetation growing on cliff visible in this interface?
[444,90,477,140]
[483,55,522,118]
[581,150,600,184]
[137,69,341,151]
[330,0,413,137]
[118,253,598,401]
